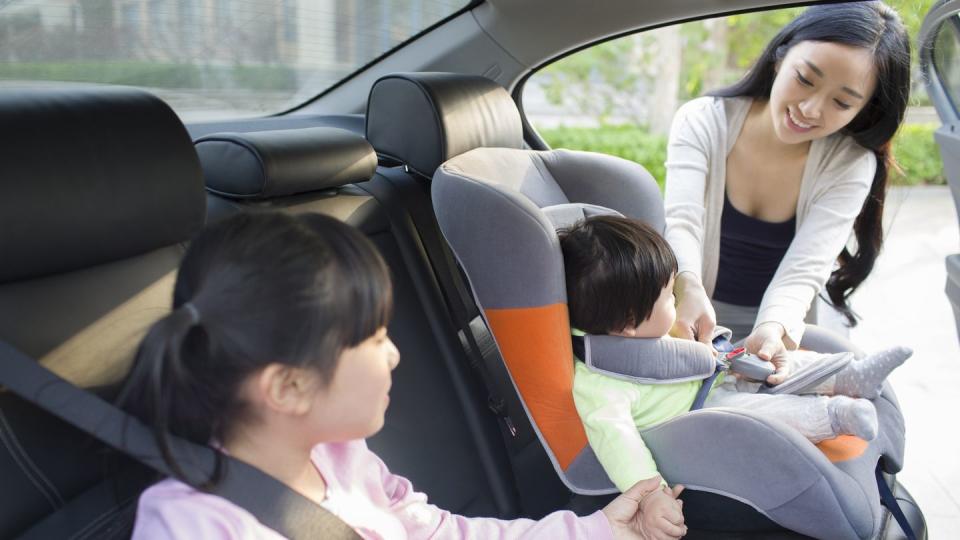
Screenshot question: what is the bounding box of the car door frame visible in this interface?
[919,0,960,341]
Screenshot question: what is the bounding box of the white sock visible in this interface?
[832,346,913,399]
[828,396,878,440]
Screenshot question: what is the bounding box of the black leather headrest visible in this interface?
[195,127,377,199]
[0,88,205,283]
[365,73,523,177]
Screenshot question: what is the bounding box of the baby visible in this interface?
[560,215,911,495]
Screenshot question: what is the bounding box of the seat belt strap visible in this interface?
[876,465,918,540]
[0,340,359,540]
[689,362,724,411]
[361,170,519,436]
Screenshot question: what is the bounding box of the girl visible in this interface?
[664,2,912,378]
[118,211,686,539]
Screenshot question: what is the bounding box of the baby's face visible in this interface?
[615,275,677,339]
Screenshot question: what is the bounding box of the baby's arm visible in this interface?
[573,374,666,491]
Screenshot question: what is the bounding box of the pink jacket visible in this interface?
[132,439,613,539]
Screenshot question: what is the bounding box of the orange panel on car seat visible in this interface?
[485,304,587,470]
[816,435,869,462]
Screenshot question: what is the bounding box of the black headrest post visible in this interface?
[365,73,524,177]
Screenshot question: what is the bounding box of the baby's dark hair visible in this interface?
[116,211,392,486]
[560,215,677,335]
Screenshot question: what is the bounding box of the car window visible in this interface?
[523,1,939,189]
[0,0,469,121]
[933,15,960,112]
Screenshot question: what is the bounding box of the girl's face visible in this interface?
[768,40,877,145]
[310,327,400,442]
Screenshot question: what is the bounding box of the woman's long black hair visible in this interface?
[116,211,393,487]
[709,2,911,325]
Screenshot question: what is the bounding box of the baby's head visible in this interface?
[119,211,397,482]
[560,215,678,338]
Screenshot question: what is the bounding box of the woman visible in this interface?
[664,1,911,381]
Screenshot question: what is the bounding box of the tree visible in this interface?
[534,1,936,126]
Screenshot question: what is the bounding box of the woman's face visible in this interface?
[768,40,878,145]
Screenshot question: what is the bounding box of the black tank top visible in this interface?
[713,192,796,307]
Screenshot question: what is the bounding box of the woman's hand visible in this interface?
[744,322,790,384]
[602,477,686,540]
[671,272,716,347]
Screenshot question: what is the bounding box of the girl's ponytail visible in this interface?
[117,302,223,487]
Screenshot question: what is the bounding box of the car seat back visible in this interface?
[0,88,205,538]
[433,144,664,491]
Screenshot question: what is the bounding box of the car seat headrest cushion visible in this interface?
[366,72,523,177]
[0,88,205,283]
[542,203,624,231]
[582,334,717,383]
[195,127,377,199]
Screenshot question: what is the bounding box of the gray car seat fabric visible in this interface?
[435,145,910,539]
[0,88,206,538]
[413,74,912,538]
[580,335,717,384]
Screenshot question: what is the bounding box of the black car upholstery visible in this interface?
[0,88,205,538]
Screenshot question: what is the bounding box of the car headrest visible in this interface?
[0,88,205,283]
[365,72,523,178]
[195,127,377,199]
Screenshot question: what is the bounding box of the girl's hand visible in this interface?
[672,272,716,347]
[602,478,686,540]
[745,322,790,384]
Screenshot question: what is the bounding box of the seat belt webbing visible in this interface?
[876,465,918,540]
[0,340,359,540]
[361,170,519,437]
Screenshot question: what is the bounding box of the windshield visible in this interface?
[0,0,469,121]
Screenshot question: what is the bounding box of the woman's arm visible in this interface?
[752,147,876,351]
[672,272,716,346]
[664,99,721,344]
[664,99,714,281]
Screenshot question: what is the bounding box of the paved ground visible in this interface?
[839,185,960,537]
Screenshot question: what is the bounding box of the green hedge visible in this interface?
[539,122,944,187]
[890,123,945,185]
[0,62,297,92]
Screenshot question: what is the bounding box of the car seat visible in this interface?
[0,87,205,538]
[365,72,925,539]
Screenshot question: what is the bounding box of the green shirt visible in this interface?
[572,359,724,491]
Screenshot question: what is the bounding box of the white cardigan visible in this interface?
[663,96,876,347]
